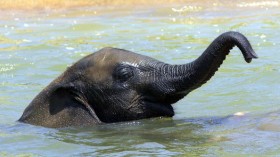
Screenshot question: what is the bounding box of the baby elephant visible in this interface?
[19,31,257,128]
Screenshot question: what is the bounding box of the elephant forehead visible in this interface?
[85,58,114,83]
[93,50,145,68]
[87,68,111,83]
[96,49,143,63]
[84,50,141,82]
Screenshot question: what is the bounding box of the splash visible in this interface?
[1,0,278,11]
[171,5,202,13]
[0,0,186,10]
[237,1,279,7]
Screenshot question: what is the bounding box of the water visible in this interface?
[0,0,279,156]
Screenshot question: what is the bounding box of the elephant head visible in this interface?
[19,31,257,128]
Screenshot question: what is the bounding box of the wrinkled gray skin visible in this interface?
[19,31,258,128]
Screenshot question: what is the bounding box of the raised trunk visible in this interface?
[165,31,257,95]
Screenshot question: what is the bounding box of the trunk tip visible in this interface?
[245,58,252,63]
[222,31,258,62]
[245,50,258,63]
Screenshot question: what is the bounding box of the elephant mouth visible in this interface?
[163,93,186,105]
[139,95,176,117]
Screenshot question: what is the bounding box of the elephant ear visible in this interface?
[49,87,101,124]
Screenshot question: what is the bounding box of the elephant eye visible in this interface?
[114,65,134,82]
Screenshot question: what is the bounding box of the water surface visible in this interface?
[0,0,279,156]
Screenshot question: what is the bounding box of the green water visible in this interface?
[0,1,280,156]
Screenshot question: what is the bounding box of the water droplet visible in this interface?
[23,39,32,43]
[66,47,75,50]
[260,34,266,39]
